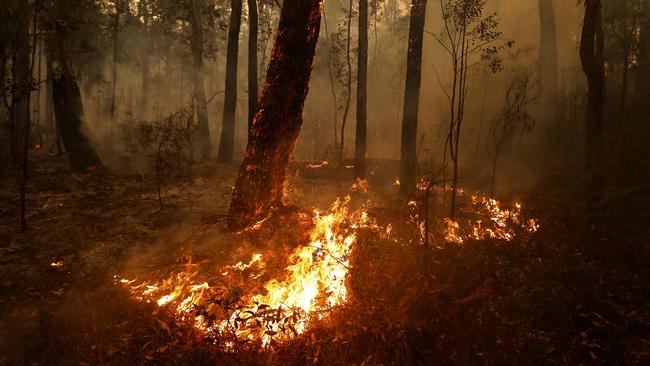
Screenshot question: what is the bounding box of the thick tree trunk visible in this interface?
[580,0,604,192]
[228,0,322,230]
[399,0,427,195]
[355,0,368,178]
[51,1,102,172]
[217,0,242,163]
[538,0,558,109]
[247,0,258,138]
[14,0,31,231]
[190,0,212,158]
[52,70,102,172]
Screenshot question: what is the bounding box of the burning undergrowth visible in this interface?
[115,180,539,353]
[117,194,377,349]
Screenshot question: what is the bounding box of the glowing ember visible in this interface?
[118,196,370,346]
[393,178,401,187]
[50,261,64,268]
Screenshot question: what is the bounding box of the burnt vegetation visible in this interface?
[1,0,649,365]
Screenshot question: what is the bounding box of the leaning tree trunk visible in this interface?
[190,0,212,158]
[399,0,427,195]
[538,0,558,110]
[580,0,604,195]
[354,0,368,178]
[247,0,258,138]
[217,0,242,163]
[228,0,322,230]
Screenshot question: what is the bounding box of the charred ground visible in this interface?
[1,155,648,365]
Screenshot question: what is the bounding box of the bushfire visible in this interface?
[117,186,538,348]
[118,195,371,346]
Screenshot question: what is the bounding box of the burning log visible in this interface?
[228,0,323,230]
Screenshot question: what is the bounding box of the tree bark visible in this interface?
[140,0,150,121]
[228,0,322,230]
[247,0,258,138]
[580,0,604,192]
[400,0,427,195]
[190,0,212,158]
[217,0,242,163]
[538,0,558,109]
[337,0,353,167]
[44,51,54,134]
[355,0,368,178]
[51,1,102,172]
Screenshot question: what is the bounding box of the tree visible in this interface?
[488,71,538,195]
[432,0,508,218]
[247,0,258,137]
[537,0,558,111]
[51,0,102,172]
[355,0,368,178]
[228,0,322,230]
[190,0,212,159]
[580,0,605,195]
[338,0,354,167]
[400,0,427,195]
[217,0,242,164]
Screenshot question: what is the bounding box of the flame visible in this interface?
[441,193,539,244]
[393,178,400,187]
[50,261,64,268]
[351,178,369,193]
[118,196,370,346]
[305,160,328,169]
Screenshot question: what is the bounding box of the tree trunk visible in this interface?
[141,0,150,121]
[247,0,258,138]
[51,1,102,172]
[338,0,353,167]
[14,0,31,230]
[217,0,242,164]
[538,0,558,109]
[110,2,120,153]
[580,0,604,193]
[190,0,212,158]
[44,51,54,134]
[228,0,322,230]
[399,0,427,195]
[355,0,368,178]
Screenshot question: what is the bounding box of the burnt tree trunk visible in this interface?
[217,0,242,163]
[400,0,427,195]
[228,0,322,230]
[140,0,150,121]
[44,52,54,135]
[580,0,604,194]
[538,0,558,109]
[247,0,258,138]
[355,0,368,178]
[190,0,212,158]
[14,0,31,230]
[51,2,101,172]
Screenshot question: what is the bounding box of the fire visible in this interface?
[118,196,370,346]
[441,193,539,244]
[305,160,328,169]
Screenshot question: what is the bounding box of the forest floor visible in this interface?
[1,153,649,365]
